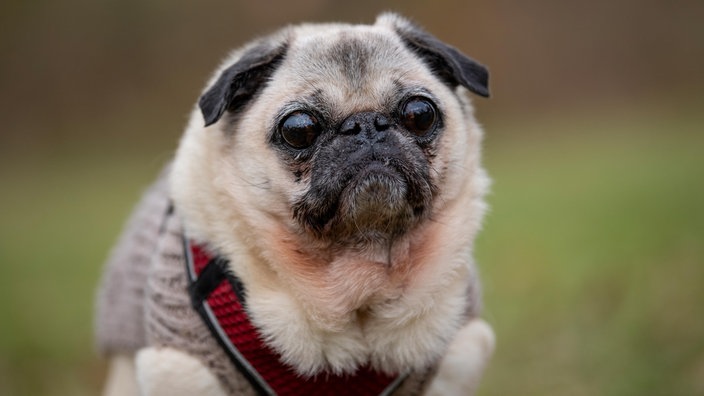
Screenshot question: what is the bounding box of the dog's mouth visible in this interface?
[292,156,434,243]
[338,161,409,222]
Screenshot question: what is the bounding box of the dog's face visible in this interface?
[258,40,450,247]
[192,14,487,248]
[171,13,489,375]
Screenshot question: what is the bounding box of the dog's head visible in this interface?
[179,13,488,247]
[171,13,490,375]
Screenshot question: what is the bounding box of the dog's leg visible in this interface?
[135,347,227,396]
[425,318,495,396]
[103,354,138,396]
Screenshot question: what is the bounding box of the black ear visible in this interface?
[392,20,489,97]
[199,41,288,126]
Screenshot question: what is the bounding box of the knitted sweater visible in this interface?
[95,166,435,395]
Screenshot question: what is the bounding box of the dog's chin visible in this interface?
[303,163,423,245]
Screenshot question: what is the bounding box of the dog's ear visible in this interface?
[199,41,288,126]
[379,13,489,98]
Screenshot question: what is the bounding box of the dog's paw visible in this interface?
[425,318,495,396]
[135,347,227,396]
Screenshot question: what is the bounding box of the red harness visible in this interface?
[184,239,405,396]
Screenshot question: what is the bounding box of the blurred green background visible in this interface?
[1,1,703,395]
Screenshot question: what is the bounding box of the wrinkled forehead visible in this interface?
[273,26,430,114]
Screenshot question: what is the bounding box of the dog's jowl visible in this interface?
[96,13,494,396]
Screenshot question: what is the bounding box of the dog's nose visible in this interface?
[339,112,391,137]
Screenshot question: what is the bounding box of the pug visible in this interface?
[96,12,494,396]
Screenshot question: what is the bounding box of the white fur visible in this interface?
[426,319,496,395]
[135,347,227,396]
[103,354,138,396]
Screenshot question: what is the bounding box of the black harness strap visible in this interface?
[182,236,274,396]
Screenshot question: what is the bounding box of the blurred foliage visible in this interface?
[1,1,703,395]
[2,0,703,148]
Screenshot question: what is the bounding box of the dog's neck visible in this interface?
[185,238,409,394]
[216,214,476,377]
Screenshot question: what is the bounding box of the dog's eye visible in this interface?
[280,111,321,149]
[401,97,437,137]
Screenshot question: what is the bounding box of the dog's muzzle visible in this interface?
[293,111,434,242]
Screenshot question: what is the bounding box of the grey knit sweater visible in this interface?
[95,166,434,395]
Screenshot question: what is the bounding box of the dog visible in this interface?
[96,12,494,396]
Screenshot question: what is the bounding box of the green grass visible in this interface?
[0,145,175,395]
[477,110,704,395]
[0,107,702,395]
